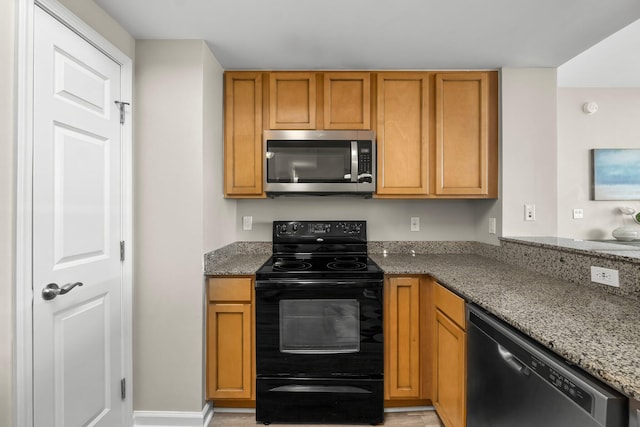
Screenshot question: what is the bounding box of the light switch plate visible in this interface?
[410,217,420,232]
[242,216,253,231]
[488,218,496,234]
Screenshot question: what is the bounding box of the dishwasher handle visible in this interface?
[498,344,530,376]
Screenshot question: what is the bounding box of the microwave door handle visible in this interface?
[350,141,358,182]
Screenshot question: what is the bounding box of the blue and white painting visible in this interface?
[593,149,640,200]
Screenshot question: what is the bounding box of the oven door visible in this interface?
[255,279,383,378]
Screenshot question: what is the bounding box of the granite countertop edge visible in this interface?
[204,248,640,400]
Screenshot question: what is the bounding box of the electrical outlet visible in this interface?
[488,217,496,234]
[242,216,253,231]
[573,208,584,219]
[410,217,420,232]
[525,204,536,221]
[590,266,619,287]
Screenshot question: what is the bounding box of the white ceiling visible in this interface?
[95,0,640,71]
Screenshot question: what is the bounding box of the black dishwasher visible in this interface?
[467,304,627,427]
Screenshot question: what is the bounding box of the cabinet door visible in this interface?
[433,310,466,427]
[269,72,316,129]
[385,276,421,399]
[224,72,264,197]
[323,72,371,129]
[206,277,254,401]
[376,73,429,196]
[434,72,496,197]
[433,282,466,427]
[207,303,253,399]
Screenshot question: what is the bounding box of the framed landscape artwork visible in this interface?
[592,149,640,200]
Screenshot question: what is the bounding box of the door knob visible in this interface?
[42,282,83,300]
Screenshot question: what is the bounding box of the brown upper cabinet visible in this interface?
[268,71,371,130]
[224,72,264,197]
[223,70,498,199]
[323,72,371,129]
[376,71,498,198]
[434,72,498,197]
[376,73,430,196]
[269,72,317,129]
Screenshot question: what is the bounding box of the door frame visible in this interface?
[15,1,134,426]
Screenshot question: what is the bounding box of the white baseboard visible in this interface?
[134,402,214,427]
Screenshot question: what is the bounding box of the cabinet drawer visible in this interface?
[208,277,253,302]
[434,283,465,329]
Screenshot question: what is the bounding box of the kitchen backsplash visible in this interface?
[491,238,640,301]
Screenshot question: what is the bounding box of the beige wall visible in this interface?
[203,43,236,252]
[1,0,15,425]
[135,39,226,412]
[558,87,640,239]
[236,198,479,241]
[501,68,558,237]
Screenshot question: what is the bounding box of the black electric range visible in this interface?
[254,220,384,425]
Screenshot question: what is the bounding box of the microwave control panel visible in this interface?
[358,143,373,174]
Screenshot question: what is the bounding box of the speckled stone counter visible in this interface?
[371,252,640,400]
[204,241,271,275]
[204,241,640,400]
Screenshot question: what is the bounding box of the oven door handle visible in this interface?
[270,385,372,394]
[255,279,383,289]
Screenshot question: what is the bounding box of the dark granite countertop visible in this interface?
[204,245,640,400]
[371,253,640,400]
[205,253,270,276]
[204,242,271,276]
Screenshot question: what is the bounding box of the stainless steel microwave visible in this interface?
[264,130,376,196]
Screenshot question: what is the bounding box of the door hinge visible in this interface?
[114,100,130,125]
[120,241,125,262]
[121,378,126,400]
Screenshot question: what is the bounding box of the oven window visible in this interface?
[280,299,360,354]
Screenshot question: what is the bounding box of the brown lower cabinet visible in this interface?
[206,276,255,406]
[384,276,431,404]
[432,280,467,427]
[205,274,466,420]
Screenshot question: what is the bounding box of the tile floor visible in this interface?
[208,410,444,427]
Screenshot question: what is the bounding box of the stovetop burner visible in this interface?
[272,260,313,271]
[327,259,367,271]
[269,256,370,272]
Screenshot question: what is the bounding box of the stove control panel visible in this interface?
[274,221,366,238]
[336,222,363,234]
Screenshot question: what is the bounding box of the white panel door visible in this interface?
[33,7,124,427]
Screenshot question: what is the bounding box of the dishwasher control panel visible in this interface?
[529,356,593,413]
